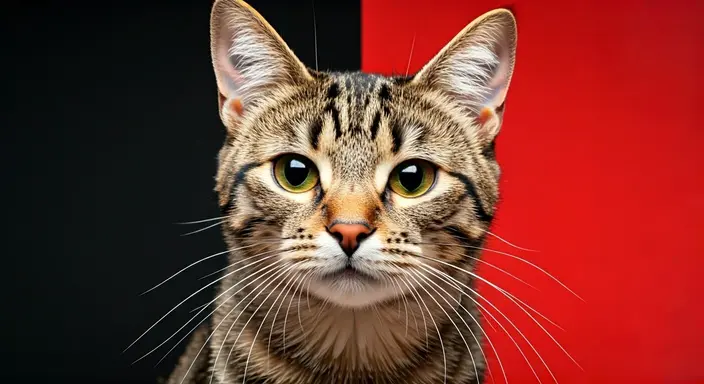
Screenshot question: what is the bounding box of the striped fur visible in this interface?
[168,1,517,383]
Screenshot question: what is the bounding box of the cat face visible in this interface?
[210,0,516,308]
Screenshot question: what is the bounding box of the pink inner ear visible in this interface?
[215,33,245,100]
[485,40,511,108]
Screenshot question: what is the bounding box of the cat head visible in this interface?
[210,0,516,308]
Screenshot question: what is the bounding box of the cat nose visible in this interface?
[327,222,374,257]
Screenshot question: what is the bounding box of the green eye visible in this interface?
[388,160,436,198]
[273,154,319,193]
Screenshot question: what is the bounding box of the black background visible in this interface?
[6,1,360,382]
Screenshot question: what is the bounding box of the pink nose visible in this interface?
[327,223,373,256]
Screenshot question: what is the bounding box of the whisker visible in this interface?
[424,240,566,330]
[141,242,281,295]
[172,260,290,384]
[311,0,318,71]
[401,274,447,384]
[298,272,315,333]
[175,215,230,225]
[430,240,583,302]
[180,220,224,237]
[407,267,506,384]
[418,262,543,384]
[397,275,429,347]
[388,275,413,336]
[283,269,314,353]
[189,301,210,314]
[405,268,477,382]
[209,264,296,384]
[220,264,299,383]
[267,268,300,370]
[242,268,298,383]
[400,33,417,100]
[124,248,288,354]
[479,228,538,253]
[154,259,288,366]
[404,33,417,77]
[419,242,538,290]
[196,242,284,281]
[420,256,580,383]
[133,255,285,364]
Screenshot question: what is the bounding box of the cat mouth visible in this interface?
[323,265,376,281]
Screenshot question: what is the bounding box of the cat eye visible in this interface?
[273,154,320,193]
[388,159,436,198]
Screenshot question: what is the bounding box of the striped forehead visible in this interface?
[308,72,402,180]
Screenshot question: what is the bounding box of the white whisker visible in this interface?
[242,268,298,383]
[388,275,413,336]
[406,268,478,382]
[421,241,539,290]
[175,215,230,225]
[209,264,296,384]
[141,242,280,295]
[180,220,225,237]
[419,262,542,384]
[397,274,429,347]
[433,240,583,302]
[405,33,417,77]
[480,228,538,253]
[219,264,298,383]
[133,255,284,364]
[267,268,300,370]
[283,269,313,353]
[125,248,285,354]
[402,274,447,383]
[174,259,289,384]
[156,258,287,366]
[418,259,565,383]
[408,267,506,384]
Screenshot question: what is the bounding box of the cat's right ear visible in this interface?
[210,0,312,128]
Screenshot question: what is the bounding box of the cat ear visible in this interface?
[210,0,312,123]
[412,9,517,142]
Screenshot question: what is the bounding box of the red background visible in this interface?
[363,1,704,382]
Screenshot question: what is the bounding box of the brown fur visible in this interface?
[167,1,517,383]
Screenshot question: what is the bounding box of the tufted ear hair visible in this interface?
[210,0,312,126]
[412,9,517,143]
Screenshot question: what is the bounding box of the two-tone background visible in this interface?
[6,0,703,383]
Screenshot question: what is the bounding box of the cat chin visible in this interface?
[306,276,402,309]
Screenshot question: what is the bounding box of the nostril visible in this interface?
[330,230,344,244]
[356,228,374,245]
[327,223,375,256]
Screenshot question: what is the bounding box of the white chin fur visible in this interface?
[306,234,404,308]
[307,276,399,308]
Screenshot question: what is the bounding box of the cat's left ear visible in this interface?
[210,0,312,126]
[412,9,517,143]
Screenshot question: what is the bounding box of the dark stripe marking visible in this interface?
[370,111,381,140]
[483,139,496,159]
[393,75,413,85]
[220,162,261,213]
[390,120,404,153]
[379,83,391,103]
[326,82,340,100]
[447,171,493,222]
[309,118,323,149]
[323,103,342,139]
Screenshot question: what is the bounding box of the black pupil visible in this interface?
[398,163,424,191]
[284,158,310,187]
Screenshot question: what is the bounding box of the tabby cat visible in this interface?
[167,0,517,383]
